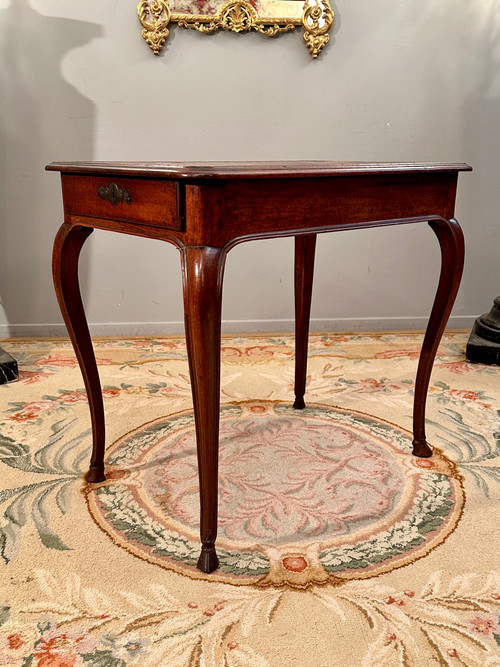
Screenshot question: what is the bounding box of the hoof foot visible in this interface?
[85,466,106,483]
[293,397,306,410]
[197,545,219,573]
[412,440,433,458]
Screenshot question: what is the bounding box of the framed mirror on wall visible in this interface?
[138,0,334,58]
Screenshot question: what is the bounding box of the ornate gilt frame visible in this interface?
[137,0,334,58]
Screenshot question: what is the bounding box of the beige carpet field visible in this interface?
[0,332,499,666]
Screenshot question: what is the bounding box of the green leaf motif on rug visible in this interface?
[0,435,36,473]
[431,408,500,498]
[0,420,89,563]
[81,650,127,666]
[0,605,10,628]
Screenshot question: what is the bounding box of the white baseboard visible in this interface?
[0,316,475,338]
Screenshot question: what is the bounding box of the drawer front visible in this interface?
[61,175,181,229]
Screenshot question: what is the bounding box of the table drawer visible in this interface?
[61,175,181,230]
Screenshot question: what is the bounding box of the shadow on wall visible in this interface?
[0,0,101,335]
[460,1,500,312]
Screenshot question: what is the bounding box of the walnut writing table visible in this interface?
[47,161,471,574]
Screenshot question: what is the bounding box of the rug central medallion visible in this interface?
[84,402,464,588]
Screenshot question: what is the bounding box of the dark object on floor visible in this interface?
[0,346,18,384]
[466,296,500,366]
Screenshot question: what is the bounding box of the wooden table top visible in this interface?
[46,161,472,180]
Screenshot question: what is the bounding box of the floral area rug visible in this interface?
[0,332,499,667]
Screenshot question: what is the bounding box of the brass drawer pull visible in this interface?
[97,182,132,205]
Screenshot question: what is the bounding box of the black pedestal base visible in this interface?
[466,297,500,366]
[466,328,500,365]
[0,347,18,384]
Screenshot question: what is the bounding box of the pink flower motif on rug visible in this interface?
[445,389,491,409]
[469,616,499,635]
[7,400,56,422]
[32,628,98,667]
[436,360,473,374]
[17,370,53,384]
[58,391,88,404]
[33,354,79,368]
[33,354,112,368]
[374,347,422,360]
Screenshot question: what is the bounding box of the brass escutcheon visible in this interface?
[97,183,132,205]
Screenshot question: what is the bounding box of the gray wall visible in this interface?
[1,0,499,336]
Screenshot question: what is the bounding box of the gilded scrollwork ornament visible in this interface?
[177,1,297,37]
[302,0,334,58]
[137,0,333,58]
[137,0,171,55]
[217,1,256,32]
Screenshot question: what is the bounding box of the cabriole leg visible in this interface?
[52,223,106,482]
[181,246,226,573]
[413,218,465,457]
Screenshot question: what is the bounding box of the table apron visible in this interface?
[64,213,451,252]
[216,172,458,243]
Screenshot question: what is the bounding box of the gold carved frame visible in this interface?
[138,0,334,58]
